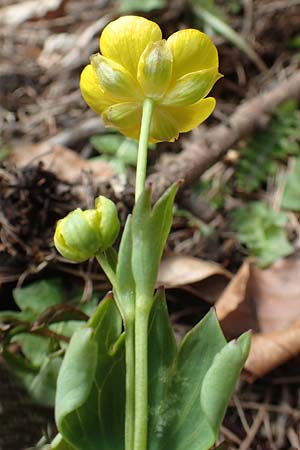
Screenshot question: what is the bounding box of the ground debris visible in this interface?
[0,161,77,266]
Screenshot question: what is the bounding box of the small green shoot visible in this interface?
[232,201,293,267]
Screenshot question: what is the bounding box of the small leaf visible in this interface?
[11,333,50,366]
[90,134,124,155]
[119,0,167,13]
[29,355,62,407]
[232,202,293,267]
[13,279,64,314]
[281,158,300,211]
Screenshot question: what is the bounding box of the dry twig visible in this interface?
[148,71,300,200]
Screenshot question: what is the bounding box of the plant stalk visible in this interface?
[133,97,155,450]
[125,318,135,450]
[95,251,116,286]
[135,98,155,202]
[134,297,151,450]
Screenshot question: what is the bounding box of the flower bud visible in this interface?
[137,40,173,99]
[54,196,120,262]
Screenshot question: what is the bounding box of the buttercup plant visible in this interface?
[52,16,250,450]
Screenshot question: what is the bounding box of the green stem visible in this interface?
[125,318,135,450]
[134,296,151,450]
[95,251,116,286]
[135,98,155,202]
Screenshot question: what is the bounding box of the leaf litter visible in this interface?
[1,0,300,448]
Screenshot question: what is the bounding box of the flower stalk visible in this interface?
[135,98,155,202]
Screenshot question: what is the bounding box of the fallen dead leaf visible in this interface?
[7,141,115,184]
[215,258,300,379]
[0,0,66,26]
[158,253,232,303]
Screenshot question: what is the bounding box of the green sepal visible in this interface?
[147,297,250,450]
[55,294,125,450]
[131,183,178,299]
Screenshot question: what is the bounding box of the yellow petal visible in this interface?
[167,29,218,80]
[137,40,173,99]
[100,16,162,77]
[117,126,140,141]
[102,102,142,130]
[163,68,222,106]
[149,108,179,142]
[165,97,216,133]
[91,54,141,100]
[80,64,114,115]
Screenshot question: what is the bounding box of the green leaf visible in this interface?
[11,333,50,366]
[115,215,135,321]
[51,434,75,450]
[119,0,167,13]
[13,279,64,314]
[147,300,250,450]
[232,201,293,267]
[117,139,138,165]
[90,134,123,155]
[148,289,177,448]
[55,295,125,450]
[131,184,178,298]
[193,2,266,71]
[28,355,62,407]
[235,100,300,193]
[200,332,251,436]
[282,158,300,211]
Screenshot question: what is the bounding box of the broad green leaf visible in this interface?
[55,296,125,450]
[200,332,251,436]
[148,289,177,450]
[147,304,250,450]
[131,184,178,299]
[282,158,300,211]
[115,215,135,321]
[13,279,64,314]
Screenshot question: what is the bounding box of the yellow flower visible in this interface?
[80,16,221,143]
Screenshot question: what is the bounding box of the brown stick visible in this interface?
[148,71,300,200]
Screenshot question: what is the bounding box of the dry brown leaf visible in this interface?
[8,142,115,183]
[0,0,66,26]
[158,254,232,303]
[215,258,300,379]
